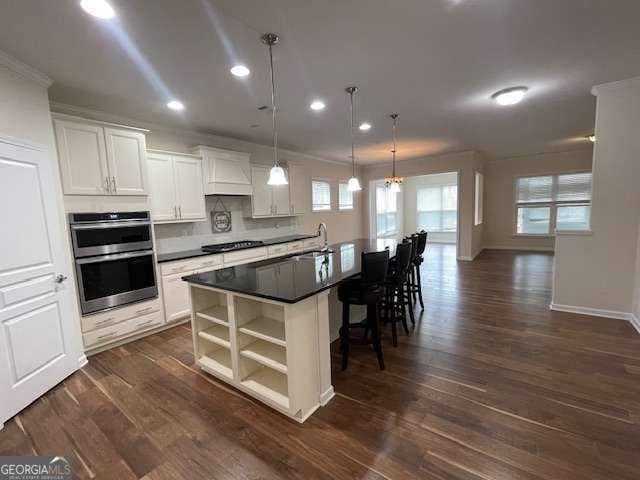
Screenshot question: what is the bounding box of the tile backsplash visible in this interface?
[154,195,301,253]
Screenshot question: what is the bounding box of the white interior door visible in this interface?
[104,127,148,196]
[174,155,206,221]
[0,137,83,426]
[147,151,178,222]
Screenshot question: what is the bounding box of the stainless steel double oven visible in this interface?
[69,211,158,315]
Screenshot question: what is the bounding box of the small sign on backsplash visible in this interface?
[211,198,232,233]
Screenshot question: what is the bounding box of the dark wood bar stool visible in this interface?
[408,231,428,310]
[338,249,390,370]
[381,241,412,347]
[403,235,418,326]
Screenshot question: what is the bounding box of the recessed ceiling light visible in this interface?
[359,122,372,131]
[310,100,326,111]
[80,0,115,19]
[588,134,596,143]
[492,86,528,106]
[166,100,185,111]
[230,65,250,77]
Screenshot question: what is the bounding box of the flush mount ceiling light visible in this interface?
[345,86,362,192]
[310,100,326,111]
[166,100,185,111]
[384,113,404,193]
[80,0,115,19]
[492,86,528,106]
[261,33,288,186]
[230,64,250,77]
[359,122,372,132]
[588,134,596,143]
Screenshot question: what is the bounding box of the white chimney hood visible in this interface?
[191,145,253,196]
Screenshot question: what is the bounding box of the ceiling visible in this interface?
[2,0,640,164]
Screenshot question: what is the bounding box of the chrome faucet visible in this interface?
[317,222,328,251]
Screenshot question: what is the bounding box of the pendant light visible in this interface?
[345,86,362,192]
[262,33,288,186]
[385,113,404,192]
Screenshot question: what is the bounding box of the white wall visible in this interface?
[553,77,640,316]
[362,150,485,260]
[403,172,457,243]
[484,149,593,251]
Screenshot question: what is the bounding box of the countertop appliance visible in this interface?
[69,211,158,315]
[201,240,264,253]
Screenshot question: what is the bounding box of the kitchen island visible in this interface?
[182,238,398,422]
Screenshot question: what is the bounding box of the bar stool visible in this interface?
[408,231,428,310]
[403,235,418,326]
[381,241,412,347]
[338,249,390,371]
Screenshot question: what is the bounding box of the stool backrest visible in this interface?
[361,249,390,286]
[415,231,428,256]
[406,235,418,262]
[393,241,412,275]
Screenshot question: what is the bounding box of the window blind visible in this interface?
[556,172,592,201]
[312,180,331,211]
[517,173,592,204]
[517,176,553,203]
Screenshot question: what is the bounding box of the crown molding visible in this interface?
[49,101,352,166]
[591,76,640,96]
[0,50,53,88]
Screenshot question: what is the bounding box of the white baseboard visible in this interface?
[631,314,640,334]
[457,247,484,262]
[549,303,633,321]
[484,245,554,252]
[78,354,88,368]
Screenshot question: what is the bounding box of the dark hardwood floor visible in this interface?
[2,244,640,479]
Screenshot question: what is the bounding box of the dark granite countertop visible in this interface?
[182,238,399,303]
[156,233,319,263]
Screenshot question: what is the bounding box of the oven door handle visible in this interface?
[70,220,151,230]
[75,250,154,265]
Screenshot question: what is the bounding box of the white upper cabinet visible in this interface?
[147,152,177,222]
[272,172,291,216]
[147,150,206,223]
[192,145,252,196]
[251,165,272,217]
[288,163,308,214]
[104,127,147,195]
[53,116,148,196]
[55,120,109,195]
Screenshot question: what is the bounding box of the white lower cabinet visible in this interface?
[163,271,195,322]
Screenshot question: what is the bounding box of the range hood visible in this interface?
[191,145,253,196]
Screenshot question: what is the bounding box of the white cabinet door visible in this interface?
[147,152,177,222]
[0,138,83,425]
[174,155,206,221]
[251,165,273,216]
[162,272,193,322]
[289,163,308,214]
[104,127,148,196]
[272,168,291,216]
[54,119,109,195]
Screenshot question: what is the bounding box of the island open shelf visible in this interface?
[187,283,334,422]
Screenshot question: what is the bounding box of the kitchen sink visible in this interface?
[290,249,334,260]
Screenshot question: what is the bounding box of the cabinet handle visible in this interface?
[111,176,117,193]
[136,319,156,328]
[94,316,116,326]
[174,205,178,218]
[97,331,119,341]
[104,177,111,193]
[291,204,294,213]
[179,205,182,218]
[135,306,152,314]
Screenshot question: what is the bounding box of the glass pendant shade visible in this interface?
[347,176,361,192]
[267,165,288,185]
[389,181,401,193]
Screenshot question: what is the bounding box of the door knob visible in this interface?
[54,274,68,284]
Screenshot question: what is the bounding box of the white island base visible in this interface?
[188,283,335,422]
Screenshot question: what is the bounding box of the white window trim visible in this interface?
[474,171,484,226]
[512,170,592,237]
[311,178,332,212]
[338,181,354,211]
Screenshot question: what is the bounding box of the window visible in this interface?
[376,186,399,237]
[515,172,592,235]
[474,172,484,225]
[312,180,331,211]
[338,183,354,210]
[417,185,457,232]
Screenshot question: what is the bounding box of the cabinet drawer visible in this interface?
[223,247,267,265]
[83,310,163,348]
[303,238,321,249]
[287,241,304,252]
[81,297,161,332]
[268,244,289,257]
[160,254,221,276]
